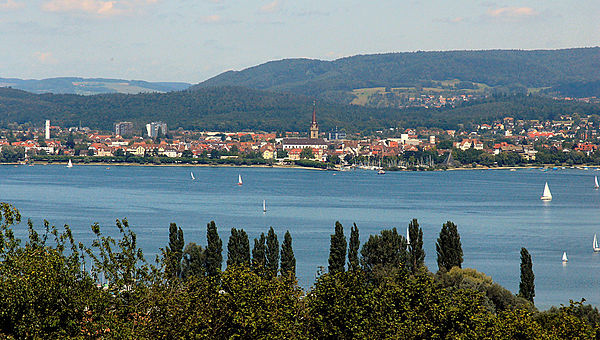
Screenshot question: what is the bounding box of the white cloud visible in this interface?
[260,0,279,13]
[0,0,24,10]
[488,7,537,18]
[42,0,157,16]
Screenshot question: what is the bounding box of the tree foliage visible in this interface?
[407,218,425,274]
[205,221,222,277]
[328,221,347,274]
[348,223,360,271]
[280,231,296,278]
[518,247,535,303]
[436,220,463,272]
[227,228,250,268]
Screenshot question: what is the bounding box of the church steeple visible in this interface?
[310,101,319,139]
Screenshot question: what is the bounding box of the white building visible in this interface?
[45,120,50,140]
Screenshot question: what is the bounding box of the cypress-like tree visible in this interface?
[205,221,222,277]
[436,221,463,272]
[407,218,425,274]
[518,247,535,303]
[266,227,279,277]
[182,242,205,279]
[252,233,267,273]
[280,231,296,278]
[328,221,347,274]
[348,223,360,271]
[164,222,184,279]
[227,228,250,267]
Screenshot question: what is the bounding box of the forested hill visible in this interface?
[2,86,600,133]
[192,48,600,100]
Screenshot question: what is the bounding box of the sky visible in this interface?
[0,0,598,84]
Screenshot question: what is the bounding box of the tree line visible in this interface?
[0,202,596,339]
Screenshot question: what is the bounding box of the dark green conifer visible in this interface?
[266,227,279,277]
[227,228,250,267]
[407,218,425,274]
[280,231,296,278]
[252,233,267,273]
[182,242,205,279]
[328,221,347,274]
[436,221,463,272]
[348,223,360,271]
[518,247,535,303]
[205,221,222,277]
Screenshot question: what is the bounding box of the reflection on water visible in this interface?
[1,165,600,309]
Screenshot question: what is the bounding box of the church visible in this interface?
[282,102,328,151]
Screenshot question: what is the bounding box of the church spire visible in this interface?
[310,100,319,139]
[312,100,317,124]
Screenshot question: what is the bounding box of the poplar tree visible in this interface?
[205,221,222,277]
[182,242,205,279]
[252,233,267,273]
[266,227,279,277]
[407,218,425,274]
[436,221,463,272]
[518,247,535,303]
[280,231,296,278]
[164,222,184,279]
[348,223,360,271]
[328,221,347,274]
[227,228,250,267]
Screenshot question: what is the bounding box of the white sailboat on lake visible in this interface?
[66,159,73,168]
[263,200,266,213]
[594,234,600,252]
[190,172,195,180]
[238,174,243,186]
[406,227,410,245]
[562,252,568,262]
[540,182,552,200]
[594,176,599,189]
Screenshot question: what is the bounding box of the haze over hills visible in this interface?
[192,48,600,104]
[0,77,191,95]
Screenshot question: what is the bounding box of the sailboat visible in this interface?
[594,176,599,189]
[238,174,243,186]
[406,227,410,245]
[594,234,600,252]
[190,172,195,180]
[540,182,552,200]
[263,200,266,213]
[562,252,568,262]
[66,159,73,168]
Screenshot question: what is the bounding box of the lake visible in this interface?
[1,164,599,309]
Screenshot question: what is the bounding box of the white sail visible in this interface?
[263,200,266,213]
[594,234,600,252]
[595,176,599,189]
[66,159,73,168]
[562,251,568,262]
[190,172,195,180]
[406,227,410,245]
[541,182,552,200]
[238,174,243,185]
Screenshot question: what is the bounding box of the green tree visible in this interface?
[518,247,535,303]
[329,221,347,274]
[227,228,250,268]
[66,132,75,149]
[407,218,425,274]
[280,231,296,278]
[164,222,184,279]
[252,233,266,273]
[436,221,463,272]
[266,227,279,277]
[182,242,205,279]
[361,228,408,273]
[300,148,314,159]
[348,223,360,271]
[205,221,222,277]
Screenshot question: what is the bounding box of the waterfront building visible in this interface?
[146,121,168,138]
[45,120,50,140]
[114,121,134,137]
[309,101,319,139]
[283,102,327,151]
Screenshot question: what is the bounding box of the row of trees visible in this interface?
[0,202,592,338]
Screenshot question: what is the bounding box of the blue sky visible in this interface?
[0,0,598,83]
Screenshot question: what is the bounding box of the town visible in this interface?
[2,105,600,170]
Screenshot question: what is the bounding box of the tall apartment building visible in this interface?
[114,121,134,137]
[145,121,167,138]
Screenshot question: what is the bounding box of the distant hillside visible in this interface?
[0,77,190,95]
[1,86,599,133]
[192,48,600,103]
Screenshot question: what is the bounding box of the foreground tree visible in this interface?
[407,218,425,274]
[182,242,205,279]
[266,227,279,277]
[164,222,184,279]
[518,247,535,303]
[227,228,250,267]
[361,228,408,274]
[205,221,222,277]
[436,221,463,272]
[280,231,296,278]
[348,223,360,271]
[329,221,347,274]
[252,233,267,273]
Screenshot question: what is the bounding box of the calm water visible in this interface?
[1,164,599,309]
